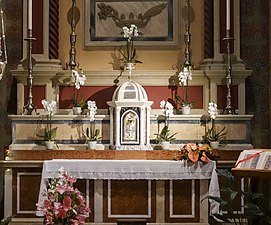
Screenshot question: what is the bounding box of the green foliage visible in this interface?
[209,169,271,225]
[175,94,193,108]
[119,46,142,64]
[73,99,86,108]
[0,216,13,225]
[203,125,226,142]
[84,125,101,141]
[37,127,58,141]
[155,125,177,142]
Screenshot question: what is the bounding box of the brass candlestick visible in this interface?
[23,29,37,115]
[66,0,80,70]
[223,30,235,114]
[183,0,192,69]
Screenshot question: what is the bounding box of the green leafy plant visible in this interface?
[203,102,226,142]
[73,98,86,108]
[175,94,193,108]
[203,125,226,142]
[71,70,86,108]
[84,126,101,141]
[83,100,101,142]
[120,24,142,64]
[36,100,58,147]
[209,169,271,225]
[155,125,177,142]
[155,100,177,143]
[177,66,193,108]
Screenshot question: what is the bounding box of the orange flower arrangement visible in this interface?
[179,143,213,163]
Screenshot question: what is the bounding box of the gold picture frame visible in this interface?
[84,0,180,49]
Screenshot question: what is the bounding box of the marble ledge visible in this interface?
[8,143,253,152]
[8,114,254,121]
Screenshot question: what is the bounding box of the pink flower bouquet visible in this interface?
[37,167,90,225]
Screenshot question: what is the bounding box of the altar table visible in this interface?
[38,159,220,216]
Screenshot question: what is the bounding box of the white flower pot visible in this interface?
[45,141,54,150]
[87,141,97,150]
[73,107,82,115]
[161,141,170,150]
[182,106,191,115]
[210,141,219,149]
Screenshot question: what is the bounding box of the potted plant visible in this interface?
[120,24,142,77]
[155,100,177,150]
[36,99,58,150]
[177,66,193,114]
[203,102,226,149]
[208,169,271,225]
[36,167,90,225]
[71,69,86,115]
[84,100,100,150]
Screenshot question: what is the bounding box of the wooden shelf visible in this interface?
[8,149,182,161]
[231,168,271,179]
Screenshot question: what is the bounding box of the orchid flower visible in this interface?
[208,102,218,120]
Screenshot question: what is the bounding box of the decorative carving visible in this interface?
[97,2,167,29]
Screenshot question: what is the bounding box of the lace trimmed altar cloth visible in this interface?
[37,159,220,215]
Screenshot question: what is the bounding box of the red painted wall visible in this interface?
[58,86,204,109]
[24,85,46,108]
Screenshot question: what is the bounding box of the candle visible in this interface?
[28,0,32,30]
[226,0,230,30]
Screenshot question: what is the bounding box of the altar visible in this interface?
[2,151,220,225]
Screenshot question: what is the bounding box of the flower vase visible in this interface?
[161,141,170,150]
[182,105,191,115]
[210,141,219,149]
[45,141,54,150]
[87,141,97,150]
[73,106,82,115]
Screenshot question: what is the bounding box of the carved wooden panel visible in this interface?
[103,180,156,222]
[12,168,94,221]
[165,180,200,223]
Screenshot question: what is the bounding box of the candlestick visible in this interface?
[222,31,235,114]
[28,0,32,30]
[226,0,230,30]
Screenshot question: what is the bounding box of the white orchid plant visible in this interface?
[176,66,193,108]
[203,102,226,142]
[71,69,86,108]
[84,100,100,141]
[155,100,177,142]
[120,24,142,64]
[36,99,58,143]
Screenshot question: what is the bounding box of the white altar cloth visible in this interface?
[37,159,220,215]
